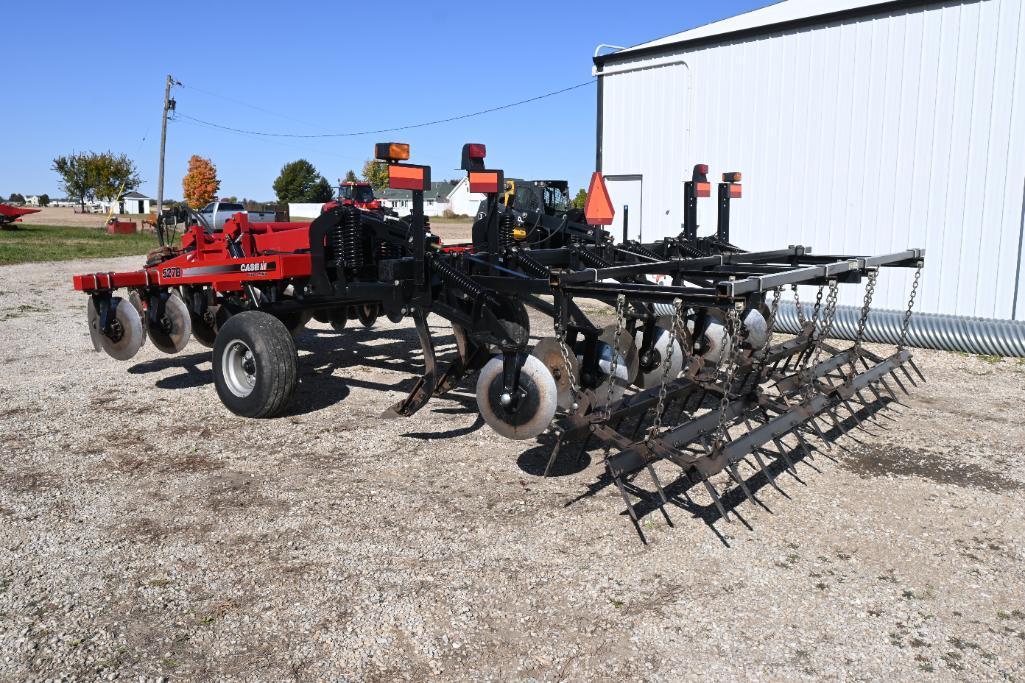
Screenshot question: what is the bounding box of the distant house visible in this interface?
[119,191,152,215]
[377,179,485,218]
[445,177,487,217]
[25,195,41,206]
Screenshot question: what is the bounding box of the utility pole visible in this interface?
[156,74,178,246]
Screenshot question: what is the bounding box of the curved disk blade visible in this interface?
[86,298,103,352]
[127,290,145,318]
[743,308,769,350]
[99,297,146,361]
[476,354,557,440]
[593,324,639,405]
[634,320,685,390]
[357,303,379,328]
[452,324,471,364]
[690,311,734,362]
[148,292,192,354]
[530,337,580,411]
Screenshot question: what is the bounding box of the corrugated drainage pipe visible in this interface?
[774,303,1025,357]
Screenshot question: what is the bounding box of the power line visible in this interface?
[174,80,595,138]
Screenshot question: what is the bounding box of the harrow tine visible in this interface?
[542,434,563,478]
[890,371,911,396]
[898,364,918,388]
[700,473,730,522]
[792,429,827,463]
[804,415,833,449]
[727,463,765,511]
[768,439,801,479]
[645,465,674,527]
[909,358,926,383]
[611,469,647,544]
[752,450,789,497]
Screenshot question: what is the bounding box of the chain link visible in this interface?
[853,269,878,351]
[897,266,922,350]
[602,294,627,421]
[712,306,744,451]
[554,295,581,414]
[808,280,839,374]
[810,285,825,326]
[647,298,685,442]
[792,284,807,326]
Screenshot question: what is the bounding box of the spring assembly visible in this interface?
[574,247,613,269]
[515,250,551,279]
[432,258,485,299]
[377,240,401,259]
[330,207,363,271]
[499,211,516,247]
[622,242,662,261]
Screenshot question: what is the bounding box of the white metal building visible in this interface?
[594,0,1025,320]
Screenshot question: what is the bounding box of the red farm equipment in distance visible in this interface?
[0,203,42,228]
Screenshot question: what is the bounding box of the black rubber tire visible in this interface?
[212,311,298,418]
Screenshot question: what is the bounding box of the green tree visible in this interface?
[38,194,50,207]
[571,189,587,210]
[343,169,358,183]
[360,159,389,192]
[8,193,25,204]
[91,152,141,201]
[52,153,93,210]
[52,151,140,210]
[273,159,334,203]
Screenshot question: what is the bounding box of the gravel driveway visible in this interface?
[1,256,1023,680]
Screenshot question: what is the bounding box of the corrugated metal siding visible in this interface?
[599,0,1025,319]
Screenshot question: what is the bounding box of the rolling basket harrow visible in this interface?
[73,142,925,540]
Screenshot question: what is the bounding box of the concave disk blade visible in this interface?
[148,292,192,354]
[530,337,580,411]
[634,319,685,390]
[99,297,146,361]
[476,354,557,440]
[592,324,639,406]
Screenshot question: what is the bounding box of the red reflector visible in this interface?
[469,171,501,194]
[389,164,428,191]
[696,182,711,198]
[467,143,486,159]
[729,184,743,199]
[584,171,615,226]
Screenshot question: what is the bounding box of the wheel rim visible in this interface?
[222,340,257,397]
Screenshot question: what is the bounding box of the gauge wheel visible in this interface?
[213,311,298,418]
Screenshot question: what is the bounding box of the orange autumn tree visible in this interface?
[182,155,221,208]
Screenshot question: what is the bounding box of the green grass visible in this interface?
[0,224,157,265]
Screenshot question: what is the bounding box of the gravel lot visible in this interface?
[1,256,1024,680]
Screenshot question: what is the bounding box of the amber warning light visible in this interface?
[375,142,410,162]
[584,172,615,226]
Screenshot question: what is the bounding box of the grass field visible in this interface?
[0,224,156,265]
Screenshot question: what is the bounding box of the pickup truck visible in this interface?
[198,202,276,230]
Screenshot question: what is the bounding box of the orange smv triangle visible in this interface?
[584,171,615,226]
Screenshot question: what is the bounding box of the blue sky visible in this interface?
[2,0,772,202]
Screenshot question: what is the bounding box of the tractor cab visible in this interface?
[499,179,581,221]
[339,182,377,208]
[322,182,394,216]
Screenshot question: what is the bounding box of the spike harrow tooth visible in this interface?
[700,473,731,523]
[909,358,926,383]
